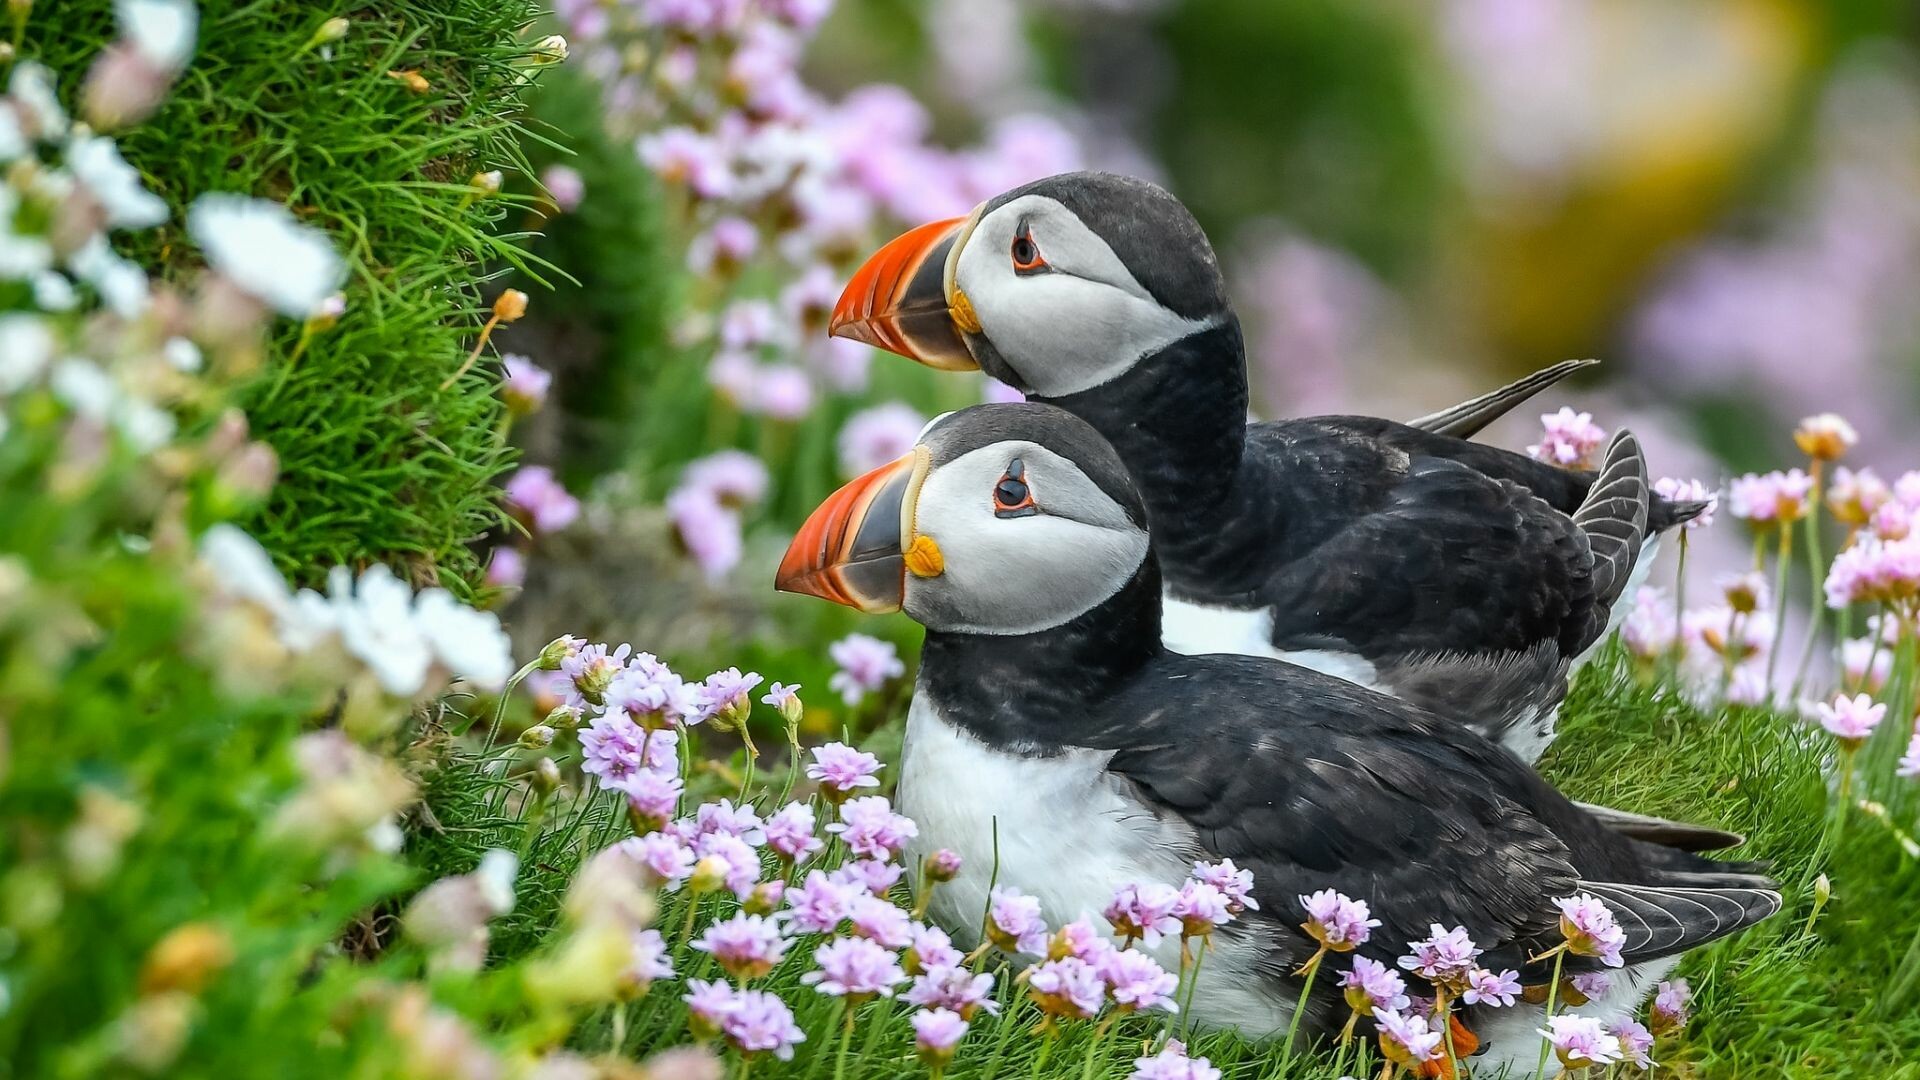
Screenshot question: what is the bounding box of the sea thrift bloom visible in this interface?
[1193,859,1258,914]
[1174,881,1232,939]
[1728,469,1812,525]
[692,832,761,899]
[908,925,964,974]
[1097,948,1179,1012]
[1622,586,1677,660]
[692,799,766,845]
[1555,894,1627,967]
[1611,1018,1656,1068]
[907,965,999,1019]
[1840,637,1893,693]
[688,216,759,274]
[1338,956,1409,1016]
[826,796,917,860]
[624,769,684,832]
[747,364,815,420]
[666,487,743,579]
[1828,466,1890,526]
[806,741,884,801]
[847,892,914,948]
[1027,956,1105,1021]
[1299,889,1379,951]
[1873,501,1913,541]
[1899,731,1920,779]
[484,547,525,589]
[1795,412,1858,461]
[683,979,740,1039]
[1374,1007,1445,1067]
[1050,920,1110,964]
[187,193,346,316]
[719,989,805,1061]
[683,449,769,507]
[1568,971,1613,1003]
[1651,978,1691,1034]
[912,1007,969,1066]
[802,936,906,1000]
[827,633,905,705]
[1653,477,1717,530]
[762,802,823,863]
[621,832,695,888]
[626,929,674,994]
[693,913,791,980]
[541,164,584,211]
[498,355,551,415]
[692,666,762,727]
[1527,407,1607,468]
[504,466,582,533]
[1720,570,1769,614]
[923,848,963,882]
[1398,924,1484,986]
[1128,1039,1222,1080]
[986,886,1049,955]
[1462,966,1521,1007]
[1540,1014,1623,1069]
[784,870,855,934]
[1816,692,1887,748]
[837,402,927,477]
[1104,882,1183,946]
[833,858,905,896]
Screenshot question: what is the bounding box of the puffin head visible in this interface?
[775,403,1150,635]
[830,172,1229,397]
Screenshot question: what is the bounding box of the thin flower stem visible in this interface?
[1078,1016,1115,1080]
[1437,991,1460,1080]
[1881,917,1920,1015]
[1791,463,1829,698]
[1668,532,1690,678]
[610,1006,626,1053]
[804,1000,848,1080]
[1532,950,1567,1080]
[1177,938,1207,1040]
[1280,947,1326,1064]
[483,660,541,750]
[440,312,503,390]
[1765,520,1795,695]
[834,1001,856,1080]
[982,998,1023,1078]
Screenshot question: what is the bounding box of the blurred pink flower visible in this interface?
[541,164,585,211]
[484,547,525,589]
[666,488,744,581]
[827,632,904,705]
[837,402,927,477]
[504,466,581,533]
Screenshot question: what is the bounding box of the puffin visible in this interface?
[828,172,1706,757]
[773,403,1777,1073]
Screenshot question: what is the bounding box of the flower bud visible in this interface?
[537,634,582,670]
[313,17,349,45]
[1794,413,1857,463]
[492,289,528,323]
[531,34,569,64]
[532,756,562,795]
[387,69,431,94]
[519,724,555,749]
[745,880,786,916]
[922,848,962,883]
[138,923,234,996]
[687,855,728,896]
[470,170,503,197]
[306,292,345,331]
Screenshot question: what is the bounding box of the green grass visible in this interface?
[28,2,554,593]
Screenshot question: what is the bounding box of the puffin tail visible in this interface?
[1574,876,1783,966]
[1403,359,1599,439]
[1571,431,1652,650]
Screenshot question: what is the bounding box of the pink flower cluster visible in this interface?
[826,632,905,706]
[1554,893,1627,967]
[1527,406,1608,469]
[1727,469,1813,525]
[666,449,772,581]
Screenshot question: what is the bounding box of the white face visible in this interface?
[950,194,1220,398]
[903,439,1149,635]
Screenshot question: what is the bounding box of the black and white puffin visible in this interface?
[774,403,1776,1072]
[829,172,1705,759]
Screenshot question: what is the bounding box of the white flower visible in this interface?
[0,314,55,393]
[116,0,198,70]
[186,193,345,317]
[31,271,78,311]
[328,563,433,697]
[68,132,168,229]
[412,588,515,692]
[0,105,25,162]
[162,336,201,372]
[49,358,117,421]
[280,588,340,652]
[68,235,151,317]
[475,850,519,914]
[116,396,175,451]
[198,524,294,617]
[9,63,68,140]
[0,188,53,279]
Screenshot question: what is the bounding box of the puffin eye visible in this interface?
[1010,229,1046,274]
[993,458,1037,518]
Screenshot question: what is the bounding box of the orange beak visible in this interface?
[829,216,979,371]
[776,450,930,613]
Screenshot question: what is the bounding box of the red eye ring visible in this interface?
[1010,230,1046,273]
[994,458,1037,517]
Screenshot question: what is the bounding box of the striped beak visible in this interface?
[776,450,932,613]
[829,216,979,371]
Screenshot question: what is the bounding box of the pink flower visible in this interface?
[746,364,815,421]
[1816,692,1886,746]
[1398,923,1484,984]
[832,858,904,896]
[1463,967,1522,1007]
[802,936,906,999]
[621,832,694,888]
[1827,466,1890,526]
[1653,476,1717,530]
[825,796,917,860]
[1527,406,1607,469]
[1539,1014,1623,1069]
[689,668,762,727]
[908,924,964,973]
[1729,469,1812,524]
[1569,971,1614,1001]
[693,913,791,980]
[501,354,551,414]
[1027,956,1104,1020]
[666,487,744,581]
[504,466,581,533]
[763,802,823,863]
[1192,859,1258,914]
[682,449,768,508]
[1050,919,1111,964]
[719,989,806,1061]
[1299,888,1378,950]
[1096,948,1178,1013]
[1612,1018,1656,1068]
[683,978,741,1039]
[1840,637,1894,694]
[624,769,684,832]
[626,928,674,991]
[1794,412,1858,461]
[721,301,786,351]
[784,870,855,934]
[837,402,926,477]
[847,892,913,948]
[540,164,584,212]
[1174,881,1232,937]
[1374,1007,1445,1066]
[805,742,883,800]
[1622,586,1676,660]
[986,885,1049,955]
[1896,730,1920,779]
[911,1007,969,1061]
[906,964,999,1019]
[762,681,802,713]
[1651,977,1692,1033]
[1338,956,1409,1016]
[923,848,963,882]
[1555,894,1627,967]
[1128,1039,1222,1080]
[692,798,765,845]
[687,215,759,275]
[692,832,761,899]
[1104,882,1182,946]
[484,547,525,589]
[827,633,904,705]
[638,126,734,198]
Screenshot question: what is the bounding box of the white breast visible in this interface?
[897,690,1295,1034]
[1160,595,1381,688]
